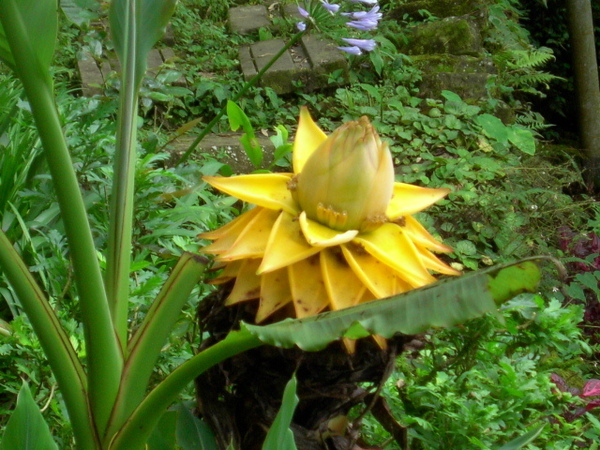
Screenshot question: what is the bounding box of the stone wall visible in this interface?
[391,0,497,101]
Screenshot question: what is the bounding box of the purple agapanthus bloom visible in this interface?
[321,0,340,13]
[346,19,378,30]
[341,37,376,51]
[338,46,363,55]
[344,6,382,30]
[298,6,310,18]
[343,5,382,20]
[297,21,307,31]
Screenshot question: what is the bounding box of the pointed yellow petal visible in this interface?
[342,338,357,353]
[417,246,462,276]
[219,208,279,261]
[299,211,358,247]
[341,244,404,298]
[404,215,453,253]
[372,335,388,350]
[392,273,413,293]
[209,260,243,284]
[204,174,297,214]
[202,208,262,255]
[225,259,261,305]
[200,207,260,242]
[359,288,376,303]
[259,212,321,273]
[354,223,437,287]
[256,268,293,322]
[386,183,450,219]
[293,106,327,174]
[289,255,330,318]
[320,248,365,310]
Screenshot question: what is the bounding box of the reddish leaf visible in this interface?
[551,373,568,392]
[582,379,600,398]
[585,399,600,412]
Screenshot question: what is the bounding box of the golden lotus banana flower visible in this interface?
[200,107,459,325]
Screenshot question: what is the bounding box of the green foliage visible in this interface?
[146,402,218,450]
[359,294,598,449]
[262,375,299,450]
[244,260,543,351]
[0,382,58,450]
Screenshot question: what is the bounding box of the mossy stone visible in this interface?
[388,0,484,20]
[401,17,483,57]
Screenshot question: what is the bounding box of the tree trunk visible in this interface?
[566,0,600,191]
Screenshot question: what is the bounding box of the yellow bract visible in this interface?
[200,107,459,323]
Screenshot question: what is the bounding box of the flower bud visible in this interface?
[295,116,394,232]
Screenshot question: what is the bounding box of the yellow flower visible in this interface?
[200,107,459,324]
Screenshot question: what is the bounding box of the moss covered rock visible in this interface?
[401,17,483,56]
[411,55,496,99]
[388,0,484,21]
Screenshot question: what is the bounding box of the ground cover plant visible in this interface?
[0,0,599,449]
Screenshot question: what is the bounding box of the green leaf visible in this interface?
[270,124,289,149]
[240,134,263,168]
[110,0,176,88]
[0,24,15,68]
[244,259,543,351]
[454,240,478,256]
[262,375,299,450]
[0,318,11,336]
[0,382,58,450]
[113,254,208,430]
[487,260,541,304]
[227,101,262,168]
[60,0,100,27]
[147,404,217,450]
[494,424,545,450]
[507,127,536,155]
[174,403,218,450]
[441,90,464,105]
[227,100,253,134]
[475,114,509,144]
[147,409,177,450]
[0,0,57,75]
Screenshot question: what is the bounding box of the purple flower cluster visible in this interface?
[342,5,382,31]
[295,0,381,55]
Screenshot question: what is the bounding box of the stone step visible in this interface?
[239,34,349,95]
[78,47,183,97]
[171,133,276,173]
[229,4,349,94]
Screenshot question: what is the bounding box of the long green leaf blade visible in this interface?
[262,375,299,450]
[0,0,56,75]
[106,0,176,344]
[0,0,123,436]
[494,424,545,450]
[175,403,219,450]
[244,260,542,351]
[0,231,95,448]
[0,382,58,450]
[110,0,176,88]
[107,254,207,436]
